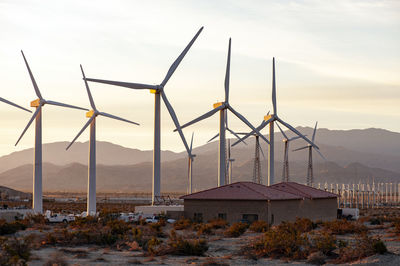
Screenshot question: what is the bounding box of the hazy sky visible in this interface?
[0,0,399,156]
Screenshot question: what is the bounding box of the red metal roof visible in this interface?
[269,182,338,199]
[180,182,302,201]
[181,182,338,201]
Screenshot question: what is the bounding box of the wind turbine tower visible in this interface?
[276,123,302,182]
[66,65,139,215]
[85,27,203,205]
[227,139,235,184]
[176,39,269,187]
[293,122,325,186]
[16,51,88,213]
[187,132,196,194]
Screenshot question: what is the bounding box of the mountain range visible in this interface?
[0,127,399,193]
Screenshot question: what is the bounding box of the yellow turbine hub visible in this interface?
[30,99,40,107]
[213,102,224,109]
[264,114,273,121]
[86,110,95,118]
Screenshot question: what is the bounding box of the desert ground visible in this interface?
[2,204,400,265]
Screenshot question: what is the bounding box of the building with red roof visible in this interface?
[180,181,338,224]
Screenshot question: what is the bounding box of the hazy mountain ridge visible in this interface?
[0,127,400,193]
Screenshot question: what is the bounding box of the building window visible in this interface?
[242,214,259,223]
[271,214,274,225]
[194,213,203,222]
[218,213,227,220]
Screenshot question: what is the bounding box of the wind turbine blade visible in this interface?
[288,135,304,142]
[260,145,266,159]
[15,105,41,146]
[231,120,269,147]
[21,50,43,100]
[80,65,96,110]
[224,38,231,102]
[0,97,31,113]
[292,146,308,152]
[276,122,288,140]
[99,111,140,125]
[174,104,224,131]
[46,100,88,111]
[312,121,318,143]
[272,58,277,115]
[66,115,95,150]
[226,127,247,145]
[190,132,194,152]
[161,26,204,87]
[276,117,319,149]
[207,133,219,143]
[85,78,158,90]
[161,92,191,156]
[315,148,326,160]
[227,106,270,144]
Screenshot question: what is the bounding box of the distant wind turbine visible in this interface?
[293,122,325,186]
[175,39,269,187]
[66,65,139,215]
[15,51,88,213]
[232,58,317,185]
[84,27,203,205]
[187,132,195,194]
[276,123,302,182]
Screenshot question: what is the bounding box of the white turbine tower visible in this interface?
[175,39,269,187]
[293,122,325,186]
[227,139,235,184]
[15,51,88,213]
[276,123,302,182]
[232,58,317,185]
[84,27,203,205]
[66,65,140,215]
[187,132,195,194]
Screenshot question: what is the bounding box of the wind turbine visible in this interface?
[293,121,325,186]
[84,27,203,205]
[206,112,246,145]
[232,58,318,186]
[66,65,139,215]
[187,132,195,194]
[276,123,302,182]
[15,51,88,213]
[175,38,269,187]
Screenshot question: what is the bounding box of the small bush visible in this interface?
[334,234,387,263]
[196,223,213,236]
[0,236,32,265]
[369,217,382,225]
[311,232,336,255]
[0,220,27,235]
[224,222,248,237]
[208,219,228,229]
[249,220,269,233]
[166,230,208,256]
[322,220,367,235]
[293,218,316,233]
[173,218,192,230]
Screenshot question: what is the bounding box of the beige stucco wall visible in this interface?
[184,199,269,224]
[184,197,337,225]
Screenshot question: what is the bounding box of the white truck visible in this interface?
[338,208,359,220]
[45,210,75,223]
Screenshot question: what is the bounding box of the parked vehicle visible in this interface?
[45,210,75,223]
[145,215,175,224]
[337,208,359,220]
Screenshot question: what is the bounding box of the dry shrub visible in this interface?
[322,219,367,235]
[311,232,336,255]
[196,223,214,236]
[0,219,27,235]
[293,218,316,233]
[0,235,32,265]
[249,220,269,233]
[173,217,192,230]
[166,230,208,256]
[208,219,228,229]
[149,221,166,237]
[224,222,248,237]
[392,219,400,234]
[247,222,309,260]
[333,234,387,263]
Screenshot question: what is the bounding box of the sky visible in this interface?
[0,0,399,156]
